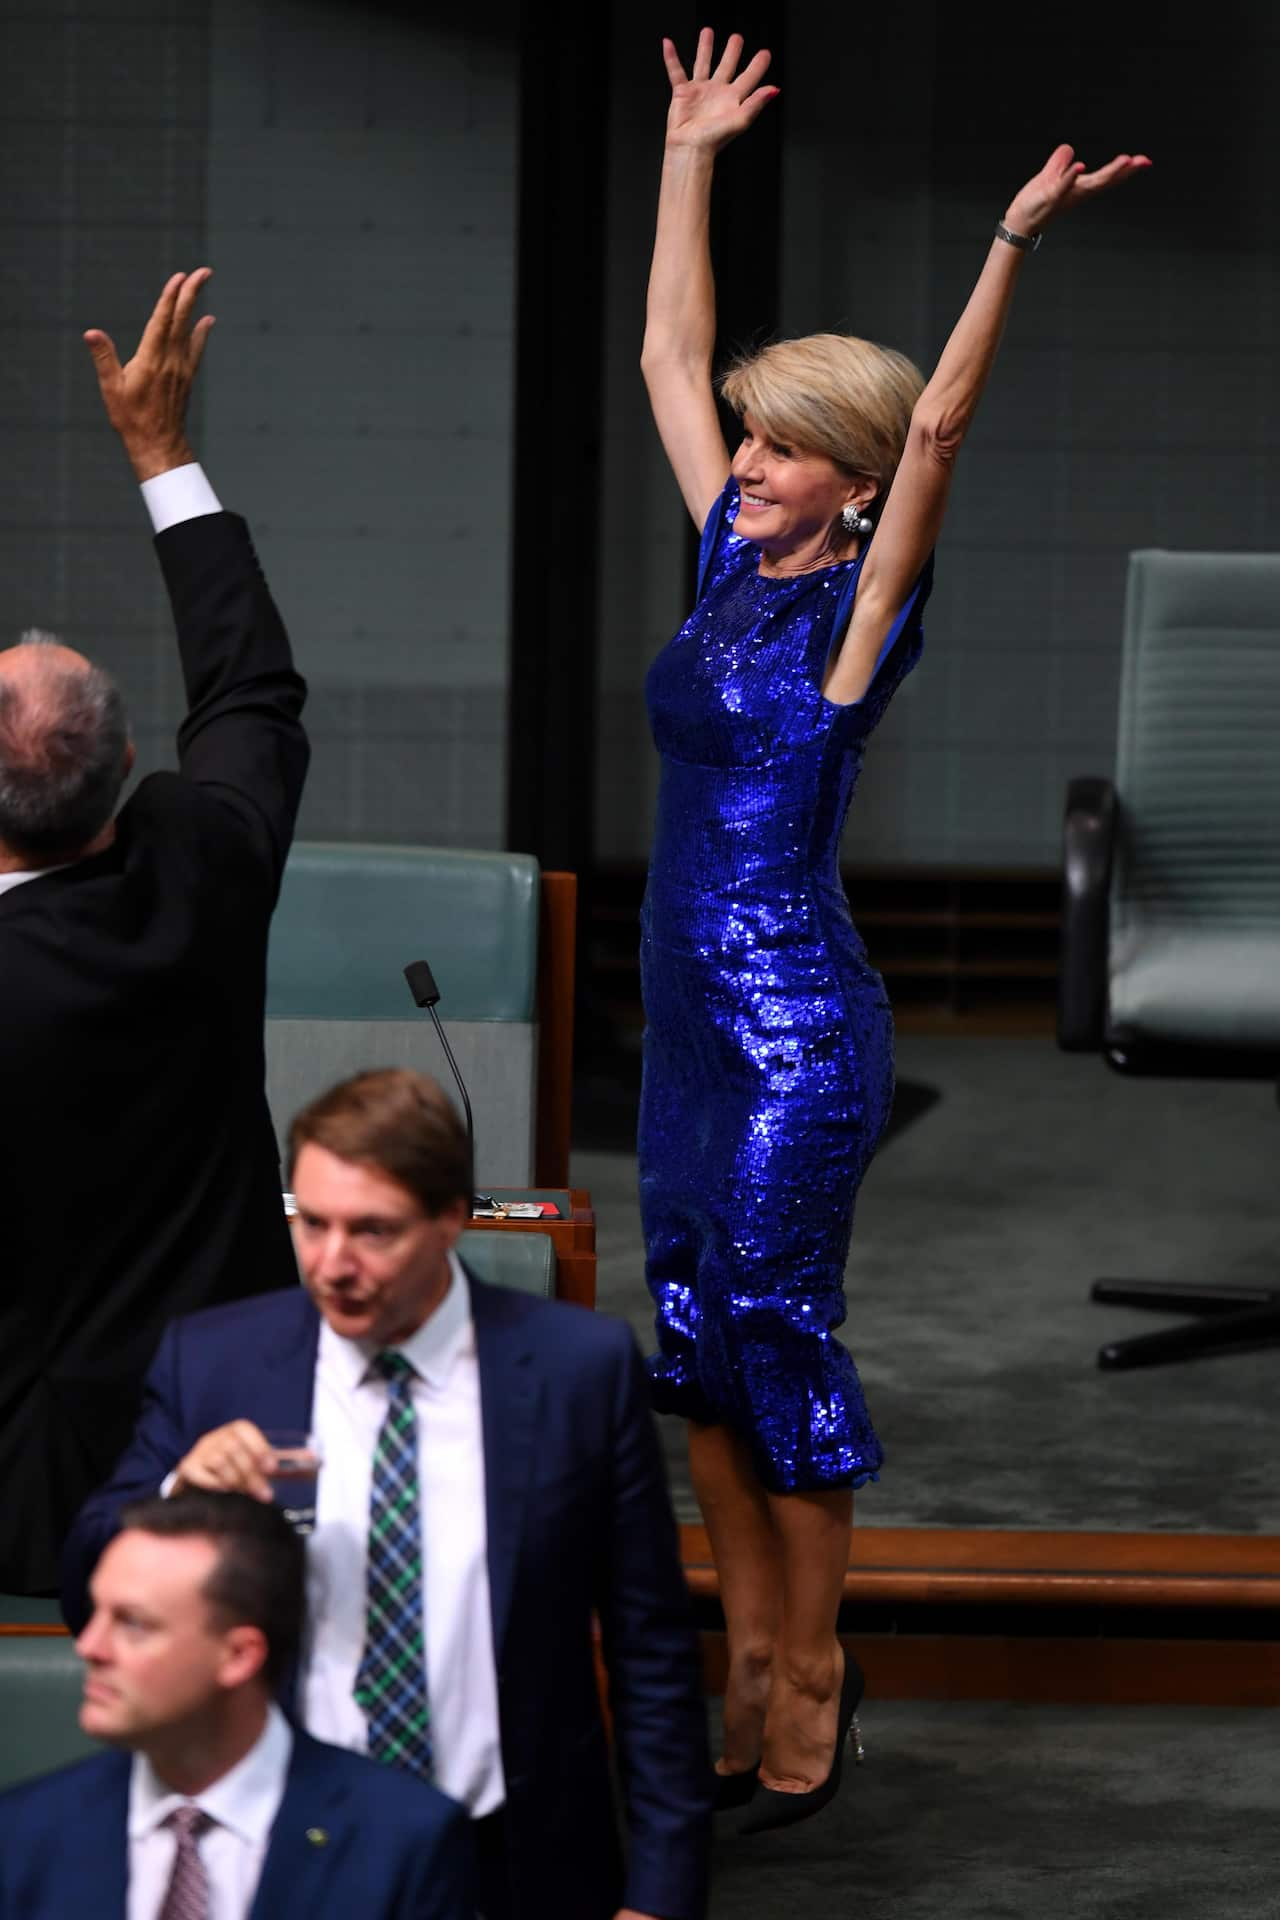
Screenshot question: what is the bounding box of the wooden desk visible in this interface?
[466,1188,596,1309]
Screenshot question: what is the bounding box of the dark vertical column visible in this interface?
[707,9,787,392]
[504,7,611,872]
[675,6,788,590]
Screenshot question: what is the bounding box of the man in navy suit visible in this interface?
[1,1490,470,1917]
[64,1069,711,1920]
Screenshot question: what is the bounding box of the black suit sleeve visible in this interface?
[594,1328,712,1920]
[59,1325,190,1631]
[156,509,309,889]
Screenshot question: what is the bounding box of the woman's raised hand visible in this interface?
[662,28,776,153]
[1004,143,1152,237]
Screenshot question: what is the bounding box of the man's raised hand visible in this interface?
[84,268,215,483]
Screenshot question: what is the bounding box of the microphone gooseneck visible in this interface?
[403,959,475,1174]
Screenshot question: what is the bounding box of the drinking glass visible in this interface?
[264,1428,322,1535]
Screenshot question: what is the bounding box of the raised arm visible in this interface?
[84,272,308,884]
[85,268,213,484]
[641,29,777,531]
[825,144,1151,705]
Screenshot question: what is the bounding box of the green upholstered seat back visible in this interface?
[1110,551,1280,1048]
[458,1229,554,1297]
[265,845,542,1185]
[267,844,539,1021]
[0,1632,95,1788]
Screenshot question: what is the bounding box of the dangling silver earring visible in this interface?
[841,502,873,537]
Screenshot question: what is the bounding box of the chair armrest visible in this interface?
[1057,777,1117,1052]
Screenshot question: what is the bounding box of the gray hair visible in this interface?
[0,631,130,860]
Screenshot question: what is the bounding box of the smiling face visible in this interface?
[729,412,873,572]
[291,1142,467,1347]
[76,1530,262,1748]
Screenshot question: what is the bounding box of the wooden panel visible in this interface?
[701,1633,1280,1707]
[683,1523,1280,1608]
[585,864,1065,1030]
[466,1188,596,1309]
[10,1624,1279,1707]
[535,871,577,1189]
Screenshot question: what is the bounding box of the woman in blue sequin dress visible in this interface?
[639,29,1149,1828]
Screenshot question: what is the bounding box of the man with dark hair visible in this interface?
[65,1068,712,1920]
[290,1066,474,1218]
[0,270,309,1593]
[0,1492,471,1918]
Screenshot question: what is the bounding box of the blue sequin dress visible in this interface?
[639,479,932,1493]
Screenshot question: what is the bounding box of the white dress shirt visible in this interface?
[0,462,222,903]
[139,461,223,535]
[127,1702,292,1920]
[301,1251,506,1816]
[0,867,70,898]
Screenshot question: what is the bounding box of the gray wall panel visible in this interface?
[0,0,209,750]
[267,1017,535,1187]
[3,0,516,852]
[202,0,517,848]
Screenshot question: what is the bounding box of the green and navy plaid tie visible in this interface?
[353,1350,433,1779]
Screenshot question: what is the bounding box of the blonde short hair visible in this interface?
[720,333,925,505]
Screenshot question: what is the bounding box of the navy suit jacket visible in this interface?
[62,1277,711,1920]
[0,1728,471,1919]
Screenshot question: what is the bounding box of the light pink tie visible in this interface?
[157,1803,211,1920]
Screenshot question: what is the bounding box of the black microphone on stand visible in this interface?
[403,959,489,1210]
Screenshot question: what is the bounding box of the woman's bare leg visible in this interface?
[757,1486,853,1792]
[687,1420,783,1773]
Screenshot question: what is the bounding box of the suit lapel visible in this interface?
[471,1275,540,1661]
[252,1292,322,1430]
[249,1733,352,1920]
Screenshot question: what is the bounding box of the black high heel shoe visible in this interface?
[739,1651,865,1835]
[711,1762,760,1812]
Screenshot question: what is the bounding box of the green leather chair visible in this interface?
[266,844,541,1188]
[0,1234,552,1791]
[458,1228,553,1297]
[1057,549,1280,1366]
[0,1604,93,1788]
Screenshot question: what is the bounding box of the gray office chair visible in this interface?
[1058,549,1280,1368]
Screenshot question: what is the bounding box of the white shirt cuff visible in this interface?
[140,463,223,535]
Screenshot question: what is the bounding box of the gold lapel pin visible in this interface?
[306,1828,328,1847]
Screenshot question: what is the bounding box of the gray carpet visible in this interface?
[704,1699,1280,1918]
[573,1036,1280,1534]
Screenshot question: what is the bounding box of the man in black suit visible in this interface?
[0,1490,471,1917]
[0,270,308,1592]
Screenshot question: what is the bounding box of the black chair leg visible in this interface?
[1091,1279,1280,1370]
